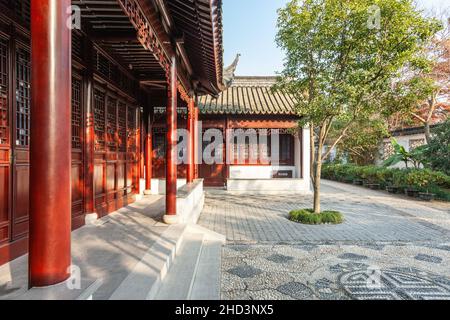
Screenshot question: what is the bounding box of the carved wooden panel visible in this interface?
[127,106,136,153]
[106,97,117,152]
[0,166,8,243]
[117,163,125,190]
[106,163,115,193]
[72,77,82,150]
[117,0,170,73]
[94,89,106,152]
[118,102,127,153]
[126,162,133,189]
[71,163,83,205]
[15,47,30,147]
[12,164,28,240]
[94,163,105,196]
[0,37,8,146]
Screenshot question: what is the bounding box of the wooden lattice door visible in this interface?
[0,35,10,250]
[11,44,30,243]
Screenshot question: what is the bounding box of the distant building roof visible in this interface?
[198,77,298,115]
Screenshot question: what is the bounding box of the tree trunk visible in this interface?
[313,159,322,214]
[424,122,431,144]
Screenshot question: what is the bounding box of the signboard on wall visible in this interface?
[272,170,293,179]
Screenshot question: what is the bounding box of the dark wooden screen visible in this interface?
[71,76,84,228]
[12,44,30,243]
[118,102,127,153]
[0,36,9,245]
[93,84,139,216]
[15,47,30,147]
[94,89,106,152]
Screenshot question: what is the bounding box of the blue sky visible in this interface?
[223,0,450,76]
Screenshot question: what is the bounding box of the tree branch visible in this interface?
[321,120,353,161]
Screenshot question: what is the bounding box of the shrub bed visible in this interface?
[289,209,344,225]
[322,164,450,201]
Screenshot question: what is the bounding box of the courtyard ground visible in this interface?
[198,180,450,300]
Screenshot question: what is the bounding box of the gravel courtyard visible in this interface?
[198,180,450,300]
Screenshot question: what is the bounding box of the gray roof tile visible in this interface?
[198,77,297,115]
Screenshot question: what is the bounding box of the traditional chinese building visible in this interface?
[0,0,223,287]
[0,0,312,293]
[150,76,311,193]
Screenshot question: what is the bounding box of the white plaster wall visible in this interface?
[226,128,313,194]
[229,166,297,179]
[149,179,187,195]
[176,180,205,224]
[227,179,312,194]
[378,133,426,168]
[228,132,310,180]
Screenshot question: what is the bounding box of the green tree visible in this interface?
[390,20,449,143]
[383,138,426,169]
[329,116,389,165]
[422,120,450,174]
[275,0,441,213]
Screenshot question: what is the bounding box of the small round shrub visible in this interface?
[289,209,344,225]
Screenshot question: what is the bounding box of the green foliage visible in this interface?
[275,0,442,128]
[383,138,426,168]
[330,117,389,165]
[274,0,441,212]
[289,209,344,225]
[422,120,450,175]
[322,163,450,201]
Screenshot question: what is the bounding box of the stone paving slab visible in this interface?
[199,183,450,243]
[0,195,168,300]
[222,242,450,300]
[198,180,450,300]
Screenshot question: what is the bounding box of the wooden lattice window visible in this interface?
[383,142,394,160]
[72,31,84,61]
[0,38,8,146]
[71,78,82,150]
[94,90,106,152]
[106,97,117,152]
[0,0,31,27]
[93,49,138,97]
[118,102,127,153]
[127,107,136,153]
[409,138,425,151]
[15,47,31,147]
[14,0,30,27]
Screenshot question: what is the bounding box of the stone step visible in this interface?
[155,232,205,300]
[15,278,102,300]
[189,239,223,300]
[109,224,188,300]
[155,225,225,300]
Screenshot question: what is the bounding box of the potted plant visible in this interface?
[386,185,400,193]
[367,183,381,190]
[344,176,354,184]
[405,188,420,197]
[418,189,435,201]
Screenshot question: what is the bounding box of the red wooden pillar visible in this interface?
[144,113,152,193]
[194,105,200,179]
[135,109,142,195]
[163,56,178,224]
[140,111,145,182]
[29,0,72,287]
[186,98,195,183]
[83,40,97,224]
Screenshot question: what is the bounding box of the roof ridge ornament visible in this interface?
[223,53,241,88]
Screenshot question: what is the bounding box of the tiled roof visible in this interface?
[198,77,298,115]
